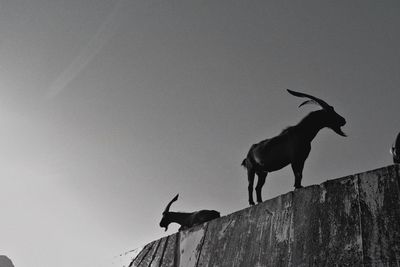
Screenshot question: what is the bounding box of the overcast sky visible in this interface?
[0,1,399,266]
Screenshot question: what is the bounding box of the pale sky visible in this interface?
[0,1,399,266]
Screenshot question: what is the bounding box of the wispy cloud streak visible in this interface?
[45,0,125,99]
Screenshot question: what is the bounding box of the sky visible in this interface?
[0,0,399,266]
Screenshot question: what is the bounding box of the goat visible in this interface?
[391,132,400,164]
[242,89,347,205]
[159,194,220,231]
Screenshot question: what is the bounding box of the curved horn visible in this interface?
[298,99,319,108]
[164,194,179,213]
[287,89,331,109]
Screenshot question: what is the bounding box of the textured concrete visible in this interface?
[358,166,400,266]
[112,247,144,267]
[127,165,400,267]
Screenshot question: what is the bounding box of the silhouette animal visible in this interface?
[242,89,347,205]
[391,132,400,164]
[159,194,220,231]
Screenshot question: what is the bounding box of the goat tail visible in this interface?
[213,211,221,218]
[241,158,248,168]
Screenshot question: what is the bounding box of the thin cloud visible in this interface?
[45,0,125,99]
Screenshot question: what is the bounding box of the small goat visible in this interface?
[242,89,347,205]
[159,194,220,231]
[391,132,400,164]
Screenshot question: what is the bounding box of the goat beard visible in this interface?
[332,126,347,137]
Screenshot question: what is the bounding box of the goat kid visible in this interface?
[159,194,220,231]
[242,89,347,206]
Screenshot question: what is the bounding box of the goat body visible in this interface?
[242,89,347,206]
[159,194,220,231]
[165,210,221,231]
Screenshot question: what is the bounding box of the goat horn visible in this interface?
[298,99,319,108]
[287,89,331,109]
[164,194,179,213]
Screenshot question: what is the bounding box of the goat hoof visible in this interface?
[294,185,303,189]
[249,201,255,206]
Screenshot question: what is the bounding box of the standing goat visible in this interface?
[242,89,347,205]
[391,132,400,164]
[159,194,220,231]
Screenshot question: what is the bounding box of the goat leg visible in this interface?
[291,162,305,188]
[247,170,256,205]
[255,172,267,203]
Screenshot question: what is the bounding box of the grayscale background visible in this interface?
[0,1,399,266]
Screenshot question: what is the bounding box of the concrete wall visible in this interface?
[128,165,400,267]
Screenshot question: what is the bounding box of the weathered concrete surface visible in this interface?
[130,241,156,267]
[128,165,400,267]
[197,192,293,267]
[292,177,363,266]
[111,247,144,267]
[149,237,168,267]
[160,234,177,267]
[358,166,400,266]
[179,224,207,267]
